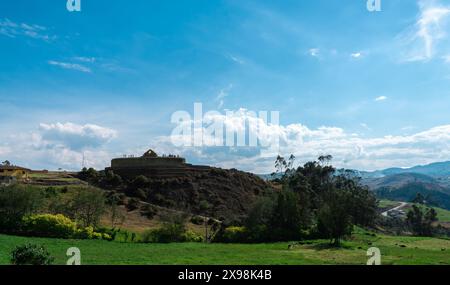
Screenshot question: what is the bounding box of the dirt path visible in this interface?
[382,202,408,217]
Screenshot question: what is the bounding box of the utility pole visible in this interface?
[82,152,86,169]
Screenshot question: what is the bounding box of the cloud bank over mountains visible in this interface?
[152,110,450,173]
[0,122,117,170]
[0,114,449,173]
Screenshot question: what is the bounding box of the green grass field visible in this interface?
[379,199,450,223]
[433,207,450,223]
[1,230,449,265]
[378,200,401,209]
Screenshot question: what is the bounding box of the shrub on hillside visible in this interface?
[126,198,140,211]
[79,167,100,183]
[111,229,137,242]
[22,214,78,239]
[10,244,54,265]
[141,223,186,243]
[184,230,204,242]
[140,212,201,243]
[75,226,104,240]
[220,226,248,243]
[190,215,205,225]
[141,227,204,243]
[141,204,158,219]
[104,171,123,188]
[23,214,110,240]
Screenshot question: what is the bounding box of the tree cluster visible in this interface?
[236,155,378,245]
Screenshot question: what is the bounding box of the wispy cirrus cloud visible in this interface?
[48,60,91,73]
[398,0,450,62]
[215,84,233,109]
[227,53,245,65]
[0,18,55,41]
[48,56,133,74]
[72,56,96,63]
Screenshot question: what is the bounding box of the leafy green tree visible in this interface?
[269,190,309,241]
[317,188,353,246]
[70,187,106,227]
[245,197,275,242]
[412,193,426,204]
[318,155,333,165]
[245,155,378,244]
[79,167,99,182]
[105,171,123,188]
[334,174,378,227]
[272,155,287,179]
[407,205,438,236]
[0,185,43,233]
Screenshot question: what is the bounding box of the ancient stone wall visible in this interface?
[111,157,186,168]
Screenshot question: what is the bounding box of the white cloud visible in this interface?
[215,84,233,109]
[156,107,450,173]
[399,1,450,62]
[73,56,96,63]
[350,52,362,59]
[0,18,55,41]
[360,123,371,131]
[52,57,131,74]
[375,96,388,101]
[48,61,92,73]
[0,123,117,170]
[227,54,245,65]
[308,48,320,57]
[39,122,117,150]
[2,117,450,173]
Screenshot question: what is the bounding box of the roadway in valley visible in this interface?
[381,202,408,217]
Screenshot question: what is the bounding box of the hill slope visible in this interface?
[88,167,276,223]
[365,173,447,191]
[142,168,275,222]
[374,182,450,210]
[361,161,450,181]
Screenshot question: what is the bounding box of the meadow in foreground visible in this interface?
[1,230,449,265]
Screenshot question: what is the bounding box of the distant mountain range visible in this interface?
[358,161,450,180]
[359,161,450,210]
[258,161,450,210]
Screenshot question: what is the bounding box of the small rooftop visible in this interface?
[142,149,158,158]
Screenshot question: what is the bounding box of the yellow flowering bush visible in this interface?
[23,214,109,240]
[22,214,78,238]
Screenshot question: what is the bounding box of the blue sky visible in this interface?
[1,0,450,173]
